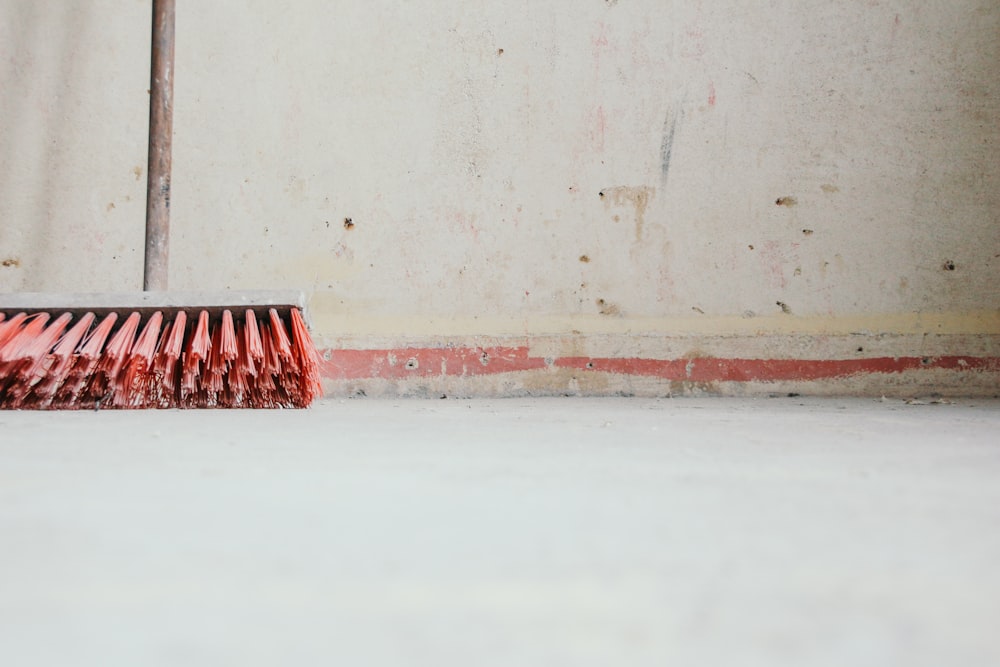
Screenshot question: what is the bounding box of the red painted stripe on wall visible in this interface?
[554,355,1000,381]
[320,346,546,380]
[319,347,1000,383]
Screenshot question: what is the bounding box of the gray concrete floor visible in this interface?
[1,397,999,666]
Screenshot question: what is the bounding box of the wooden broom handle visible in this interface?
[144,0,175,291]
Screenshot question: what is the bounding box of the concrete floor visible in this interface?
[1,397,999,666]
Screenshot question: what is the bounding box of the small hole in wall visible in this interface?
[598,190,605,199]
[586,362,594,369]
[497,48,504,55]
[748,245,755,250]
[857,347,864,352]
[344,217,355,230]
[942,259,955,271]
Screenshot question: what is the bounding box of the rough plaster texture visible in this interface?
[2,398,1000,666]
[1,1,997,394]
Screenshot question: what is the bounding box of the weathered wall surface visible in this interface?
[1,1,998,396]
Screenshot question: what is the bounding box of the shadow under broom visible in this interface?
[0,0,323,409]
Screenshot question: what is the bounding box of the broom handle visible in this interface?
[144,0,175,292]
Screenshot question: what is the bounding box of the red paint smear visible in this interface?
[320,346,546,381]
[708,82,716,107]
[319,347,1000,383]
[555,356,1000,382]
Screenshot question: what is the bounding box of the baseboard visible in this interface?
[316,333,1000,398]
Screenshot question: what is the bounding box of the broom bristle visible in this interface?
[0,307,323,409]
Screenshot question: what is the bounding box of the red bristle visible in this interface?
[89,312,140,406]
[131,312,164,365]
[289,307,323,404]
[0,312,28,348]
[268,308,295,364]
[153,310,186,400]
[0,313,50,364]
[55,312,118,407]
[204,323,225,399]
[257,324,279,396]
[181,310,211,401]
[32,313,95,407]
[120,312,163,407]
[228,331,250,405]
[18,312,72,384]
[97,311,141,386]
[1,314,72,408]
[244,310,264,361]
[260,322,281,377]
[220,311,238,362]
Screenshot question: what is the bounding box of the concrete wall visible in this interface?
[1,1,998,396]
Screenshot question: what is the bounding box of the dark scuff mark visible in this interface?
[660,106,681,182]
[2,258,20,268]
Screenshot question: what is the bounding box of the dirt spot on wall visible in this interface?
[802,229,814,236]
[600,185,655,242]
[596,298,621,316]
[1,258,21,268]
[343,217,355,230]
[579,254,590,263]
[133,166,143,181]
[942,259,956,271]
[776,301,792,314]
[820,184,839,193]
[775,196,797,207]
[669,380,720,396]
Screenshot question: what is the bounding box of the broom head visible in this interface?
[0,291,323,409]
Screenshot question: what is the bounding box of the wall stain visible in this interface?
[596,298,621,316]
[775,196,798,207]
[820,184,839,193]
[660,107,681,181]
[2,258,21,268]
[600,185,655,242]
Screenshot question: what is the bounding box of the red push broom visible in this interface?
[0,0,323,409]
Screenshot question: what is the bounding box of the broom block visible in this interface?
[0,290,311,325]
